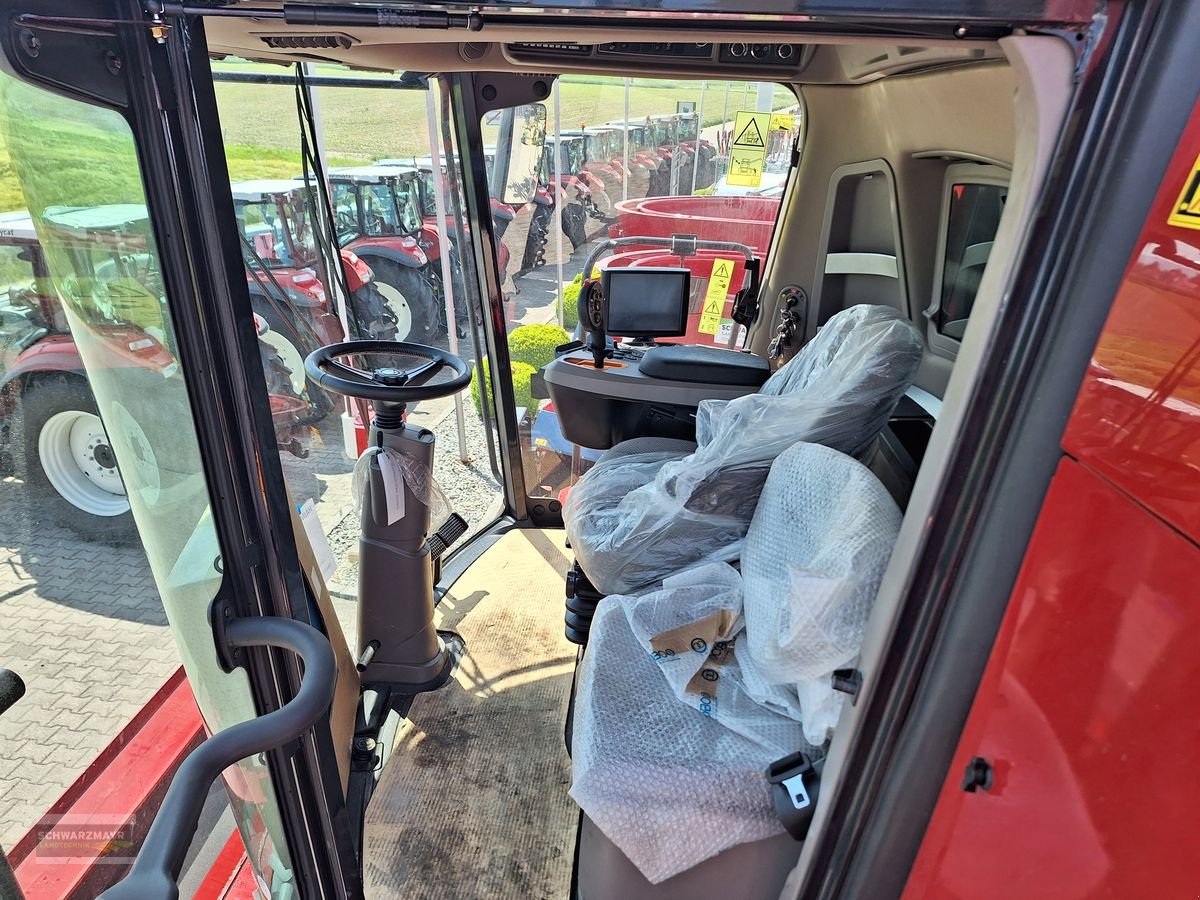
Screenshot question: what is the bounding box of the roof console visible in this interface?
[504,41,810,73]
[720,43,800,65]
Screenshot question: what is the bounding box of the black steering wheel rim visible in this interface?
[304,340,471,403]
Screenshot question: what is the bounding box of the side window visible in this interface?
[333,182,360,240]
[934,174,1008,341]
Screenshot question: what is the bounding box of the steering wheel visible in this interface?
[304,341,471,403]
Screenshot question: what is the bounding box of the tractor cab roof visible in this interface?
[324,164,421,184]
[229,180,306,203]
[0,210,40,243]
[41,204,151,236]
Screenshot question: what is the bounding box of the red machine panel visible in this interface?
[1063,108,1200,542]
[903,459,1200,899]
[905,100,1200,898]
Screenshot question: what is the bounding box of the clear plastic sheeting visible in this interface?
[351,445,451,527]
[563,304,922,595]
[570,443,903,882]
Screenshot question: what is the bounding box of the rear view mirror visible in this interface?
[493,103,547,206]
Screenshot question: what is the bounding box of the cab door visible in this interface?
[0,4,359,896]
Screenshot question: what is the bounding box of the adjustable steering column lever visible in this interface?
[306,341,471,689]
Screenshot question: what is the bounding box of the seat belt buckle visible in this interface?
[766,751,824,841]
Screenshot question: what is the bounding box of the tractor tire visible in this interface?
[562,203,589,251]
[16,376,137,544]
[350,281,399,341]
[251,298,336,422]
[525,213,549,271]
[371,260,440,343]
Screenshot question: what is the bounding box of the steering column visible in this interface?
[306,340,471,689]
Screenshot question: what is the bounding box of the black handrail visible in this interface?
[0,668,25,718]
[98,617,336,900]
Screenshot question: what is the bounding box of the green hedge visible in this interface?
[508,323,571,370]
[560,275,584,332]
[471,357,536,418]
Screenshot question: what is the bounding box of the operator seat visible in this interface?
[570,441,904,895]
[562,304,923,596]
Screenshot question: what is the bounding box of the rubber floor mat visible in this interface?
[363,528,578,899]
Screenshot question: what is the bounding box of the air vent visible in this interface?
[260,33,356,50]
[461,42,488,61]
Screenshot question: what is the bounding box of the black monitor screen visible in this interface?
[602,267,691,338]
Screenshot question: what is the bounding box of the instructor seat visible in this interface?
[562,304,923,596]
[570,441,904,895]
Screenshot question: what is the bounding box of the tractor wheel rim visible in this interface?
[259,330,307,395]
[107,401,162,506]
[376,281,414,341]
[38,409,131,517]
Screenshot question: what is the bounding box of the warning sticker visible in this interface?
[698,258,737,335]
[1168,152,1200,231]
[728,111,770,188]
[733,112,767,148]
[726,150,765,188]
[770,113,795,132]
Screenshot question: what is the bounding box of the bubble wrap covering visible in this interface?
[570,443,902,883]
[563,304,922,595]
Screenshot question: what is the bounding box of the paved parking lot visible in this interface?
[0,477,174,851]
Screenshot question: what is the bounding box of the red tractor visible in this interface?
[386,155,525,305]
[231,180,398,355]
[0,207,315,542]
[326,165,444,342]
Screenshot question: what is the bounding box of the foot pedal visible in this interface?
[429,513,469,560]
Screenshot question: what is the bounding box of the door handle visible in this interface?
[99,616,336,900]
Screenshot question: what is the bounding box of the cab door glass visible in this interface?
[478,76,798,502]
[209,67,504,662]
[0,71,297,896]
[935,182,1007,340]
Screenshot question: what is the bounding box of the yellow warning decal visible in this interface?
[732,111,769,149]
[698,258,737,335]
[1168,151,1200,231]
[770,113,795,132]
[726,149,765,188]
[728,111,770,188]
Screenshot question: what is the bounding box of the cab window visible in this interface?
[933,169,1008,341]
[478,75,799,504]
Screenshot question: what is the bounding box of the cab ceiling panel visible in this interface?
[197,0,1095,75]
[204,24,1007,83]
[198,1,1099,27]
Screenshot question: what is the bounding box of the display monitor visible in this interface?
[601,267,691,340]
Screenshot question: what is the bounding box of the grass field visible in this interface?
[213,68,794,163]
[0,59,795,213]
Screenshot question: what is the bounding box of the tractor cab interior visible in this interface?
[0,6,1091,899]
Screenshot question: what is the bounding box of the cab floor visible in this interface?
[363,528,579,899]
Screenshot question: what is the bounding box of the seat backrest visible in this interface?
[684,304,923,490]
[739,441,903,745]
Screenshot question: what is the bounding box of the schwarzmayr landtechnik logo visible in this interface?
[33,813,138,863]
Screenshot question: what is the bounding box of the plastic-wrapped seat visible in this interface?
[563,304,921,595]
[570,442,903,892]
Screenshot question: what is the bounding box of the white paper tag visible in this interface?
[377,452,406,525]
[298,499,337,582]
